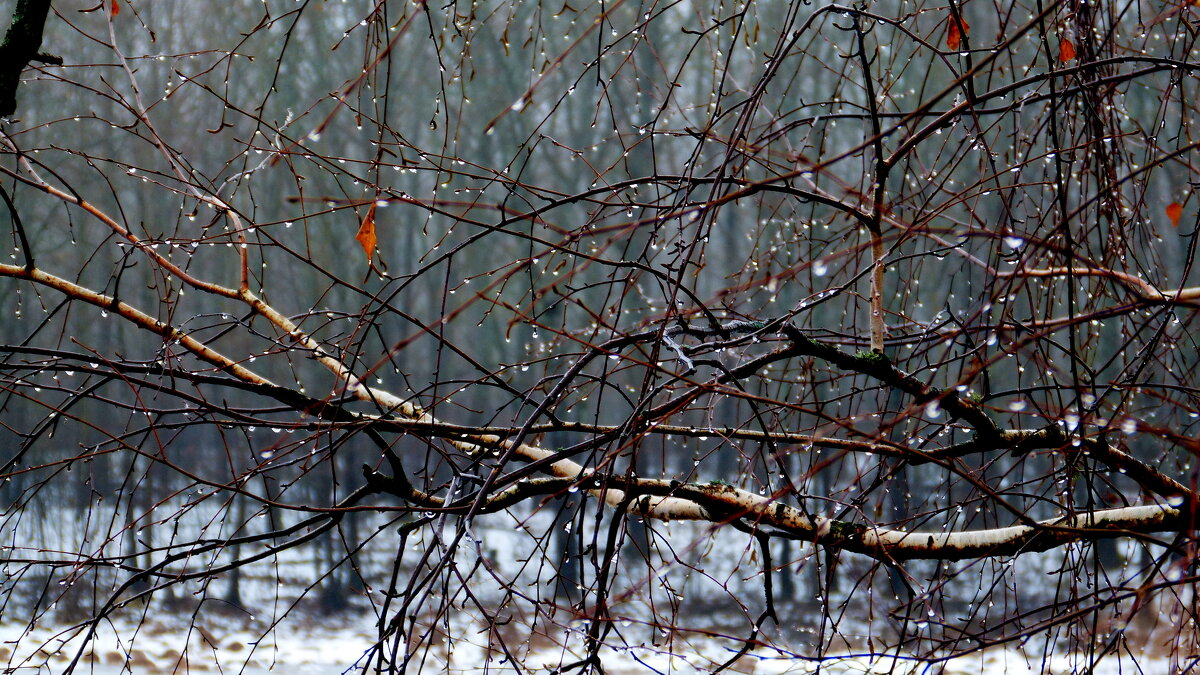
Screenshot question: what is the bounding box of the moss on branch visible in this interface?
[780,323,1001,439]
[0,0,55,117]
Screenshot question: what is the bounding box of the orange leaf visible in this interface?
[1167,202,1183,228]
[111,0,120,16]
[947,15,969,50]
[356,203,378,262]
[1058,37,1076,62]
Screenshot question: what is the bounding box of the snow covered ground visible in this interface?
[0,503,1184,673]
[0,613,1173,674]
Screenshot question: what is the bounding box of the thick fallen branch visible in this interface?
[4,257,1191,561]
[2,256,1191,560]
[362,461,1185,562]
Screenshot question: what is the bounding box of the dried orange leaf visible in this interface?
[947,15,969,50]
[1167,202,1183,228]
[356,203,378,262]
[1058,37,1076,62]
[111,0,120,17]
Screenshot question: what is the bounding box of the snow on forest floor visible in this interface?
[0,613,1175,674]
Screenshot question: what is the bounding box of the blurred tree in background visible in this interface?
[3,0,1200,672]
